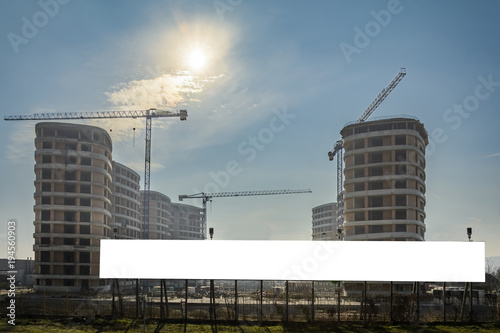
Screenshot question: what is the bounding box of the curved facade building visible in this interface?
[33,122,113,292]
[312,202,338,240]
[341,117,428,241]
[171,203,205,240]
[141,190,172,239]
[112,162,141,239]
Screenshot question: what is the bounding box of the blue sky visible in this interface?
[1,0,499,260]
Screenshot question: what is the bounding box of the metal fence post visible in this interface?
[311,281,315,322]
[235,280,238,321]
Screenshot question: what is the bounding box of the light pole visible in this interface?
[467,227,473,322]
[209,228,216,322]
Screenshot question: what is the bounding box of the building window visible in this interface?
[42,141,52,149]
[63,252,75,263]
[370,152,383,163]
[395,195,407,206]
[41,210,50,221]
[80,239,90,246]
[81,171,91,182]
[66,155,77,164]
[41,224,50,233]
[396,210,407,219]
[80,225,90,234]
[354,226,365,234]
[369,225,383,233]
[65,171,76,180]
[41,237,50,245]
[395,150,407,162]
[41,196,51,204]
[80,266,90,275]
[80,252,91,263]
[64,184,76,193]
[63,238,75,245]
[369,210,383,220]
[395,180,406,189]
[64,212,75,222]
[370,196,383,207]
[42,169,51,179]
[42,183,51,192]
[395,165,407,175]
[80,212,90,222]
[42,155,52,163]
[80,185,91,194]
[64,197,76,205]
[40,265,50,274]
[63,279,75,286]
[370,138,383,147]
[396,224,406,232]
[395,135,406,145]
[370,167,383,177]
[64,225,75,234]
[40,251,50,262]
[81,144,91,152]
[81,157,91,166]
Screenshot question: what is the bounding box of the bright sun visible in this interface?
[188,49,206,70]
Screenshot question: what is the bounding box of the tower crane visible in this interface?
[4,108,188,240]
[178,189,312,239]
[328,68,406,240]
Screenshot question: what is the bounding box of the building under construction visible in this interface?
[341,117,428,241]
[32,122,204,292]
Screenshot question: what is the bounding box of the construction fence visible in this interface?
[4,280,500,323]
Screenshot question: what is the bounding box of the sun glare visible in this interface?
[189,49,206,70]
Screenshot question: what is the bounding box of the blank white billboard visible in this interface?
[100,240,485,282]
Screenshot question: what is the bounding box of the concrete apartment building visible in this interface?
[341,117,428,242]
[340,116,428,294]
[33,122,113,292]
[313,117,429,294]
[311,202,338,240]
[140,190,173,239]
[171,203,205,240]
[111,162,141,239]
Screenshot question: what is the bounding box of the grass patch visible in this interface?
[1,318,499,332]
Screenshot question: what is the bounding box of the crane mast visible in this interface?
[178,189,312,239]
[328,68,406,240]
[4,108,187,240]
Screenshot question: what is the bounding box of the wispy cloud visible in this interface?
[468,216,482,224]
[105,72,204,109]
[485,152,500,158]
